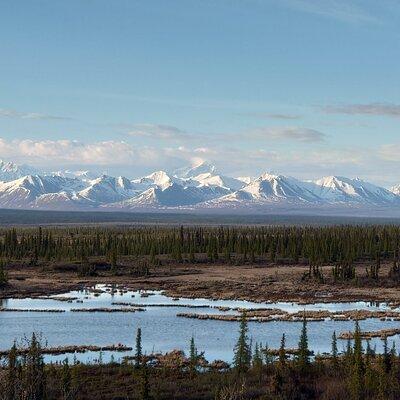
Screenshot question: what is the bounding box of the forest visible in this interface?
[1,224,400,284]
[2,224,400,399]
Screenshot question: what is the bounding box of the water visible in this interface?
[1,285,399,364]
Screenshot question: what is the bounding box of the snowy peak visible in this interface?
[51,169,98,181]
[78,175,139,204]
[391,184,400,196]
[111,183,208,208]
[133,170,178,190]
[174,161,217,179]
[0,158,400,212]
[0,160,40,182]
[237,176,253,185]
[191,172,245,191]
[241,173,319,203]
[313,176,398,205]
[0,174,82,208]
[210,173,320,206]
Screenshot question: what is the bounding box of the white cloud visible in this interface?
[323,103,400,118]
[3,136,400,186]
[240,127,327,142]
[126,123,188,140]
[0,108,70,120]
[277,0,381,25]
[379,144,400,162]
[0,139,140,166]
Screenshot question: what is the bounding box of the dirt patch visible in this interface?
[1,262,400,304]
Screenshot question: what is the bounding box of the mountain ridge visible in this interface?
[0,160,400,213]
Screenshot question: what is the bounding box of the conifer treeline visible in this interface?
[2,318,400,399]
[1,224,400,265]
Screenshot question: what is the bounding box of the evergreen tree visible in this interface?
[189,336,198,376]
[278,333,286,368]
[331,331,338,369]
[297,315,310,373]
[140,364,151,400]
[0,259,8,287]
[233,311,251,374]
[135,327,142,369]
[263,343,274,366]
[382,336,392,373]
[6,342,17,400]
[109,248,117,275]
[61,358,72,400]
[252,342,263,383]
[349,321,365,400]
[25,333,46,400]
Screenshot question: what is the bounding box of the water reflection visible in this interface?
[0,285,399,364]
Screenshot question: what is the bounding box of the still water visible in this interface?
[0,285,399,364]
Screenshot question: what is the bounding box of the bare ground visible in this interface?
[2,261,400,304]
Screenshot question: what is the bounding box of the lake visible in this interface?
[1,285,399,364]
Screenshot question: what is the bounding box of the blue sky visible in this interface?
[1,0,400,185]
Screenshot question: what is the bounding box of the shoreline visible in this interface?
[2,262,400,305]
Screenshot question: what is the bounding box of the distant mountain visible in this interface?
[50,169,99,181]
[109,183,206,208]
[0,160,40,182]
[391,184,400,196]
[312,176,399,205]
[0,159,399,214]
[133,170,180,190]
[0,175,83,208]
[78,175,141,204]
[173,161,217,179]
[208,173,321,206]
[189,172,245,191]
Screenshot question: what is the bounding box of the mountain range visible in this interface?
[1,159,400,215]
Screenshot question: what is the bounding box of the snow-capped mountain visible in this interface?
[78,175,141,204]
[0,160,40,182]
[109,183,225,209]
[174,161,217,179]
[391,184,400,196]
[312,176,399,205]
[0,159,400,213]
[188,172,245,191]
[0,175,84,208]
[133,170,179,190]
[210,173,321,205]
[50,169,99,181]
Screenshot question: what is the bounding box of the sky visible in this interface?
[1,0,400,186]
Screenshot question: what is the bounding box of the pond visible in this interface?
[1,285,399,364]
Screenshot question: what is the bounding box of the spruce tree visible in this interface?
[233,311,251,374]
[349,321,365,400]
[382,336,391,373]
[25,333,46,400]
[61,358,72,399]
[331,331,338,369]
[6,342,17,400]
[0,259,8,287]
[279,333,286,368]
[297,315,310,373]
[135,327,142,369]
[140,364,151,400]
[252,342,263,383]
[263,343,274,366]
[189,336,198,376]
